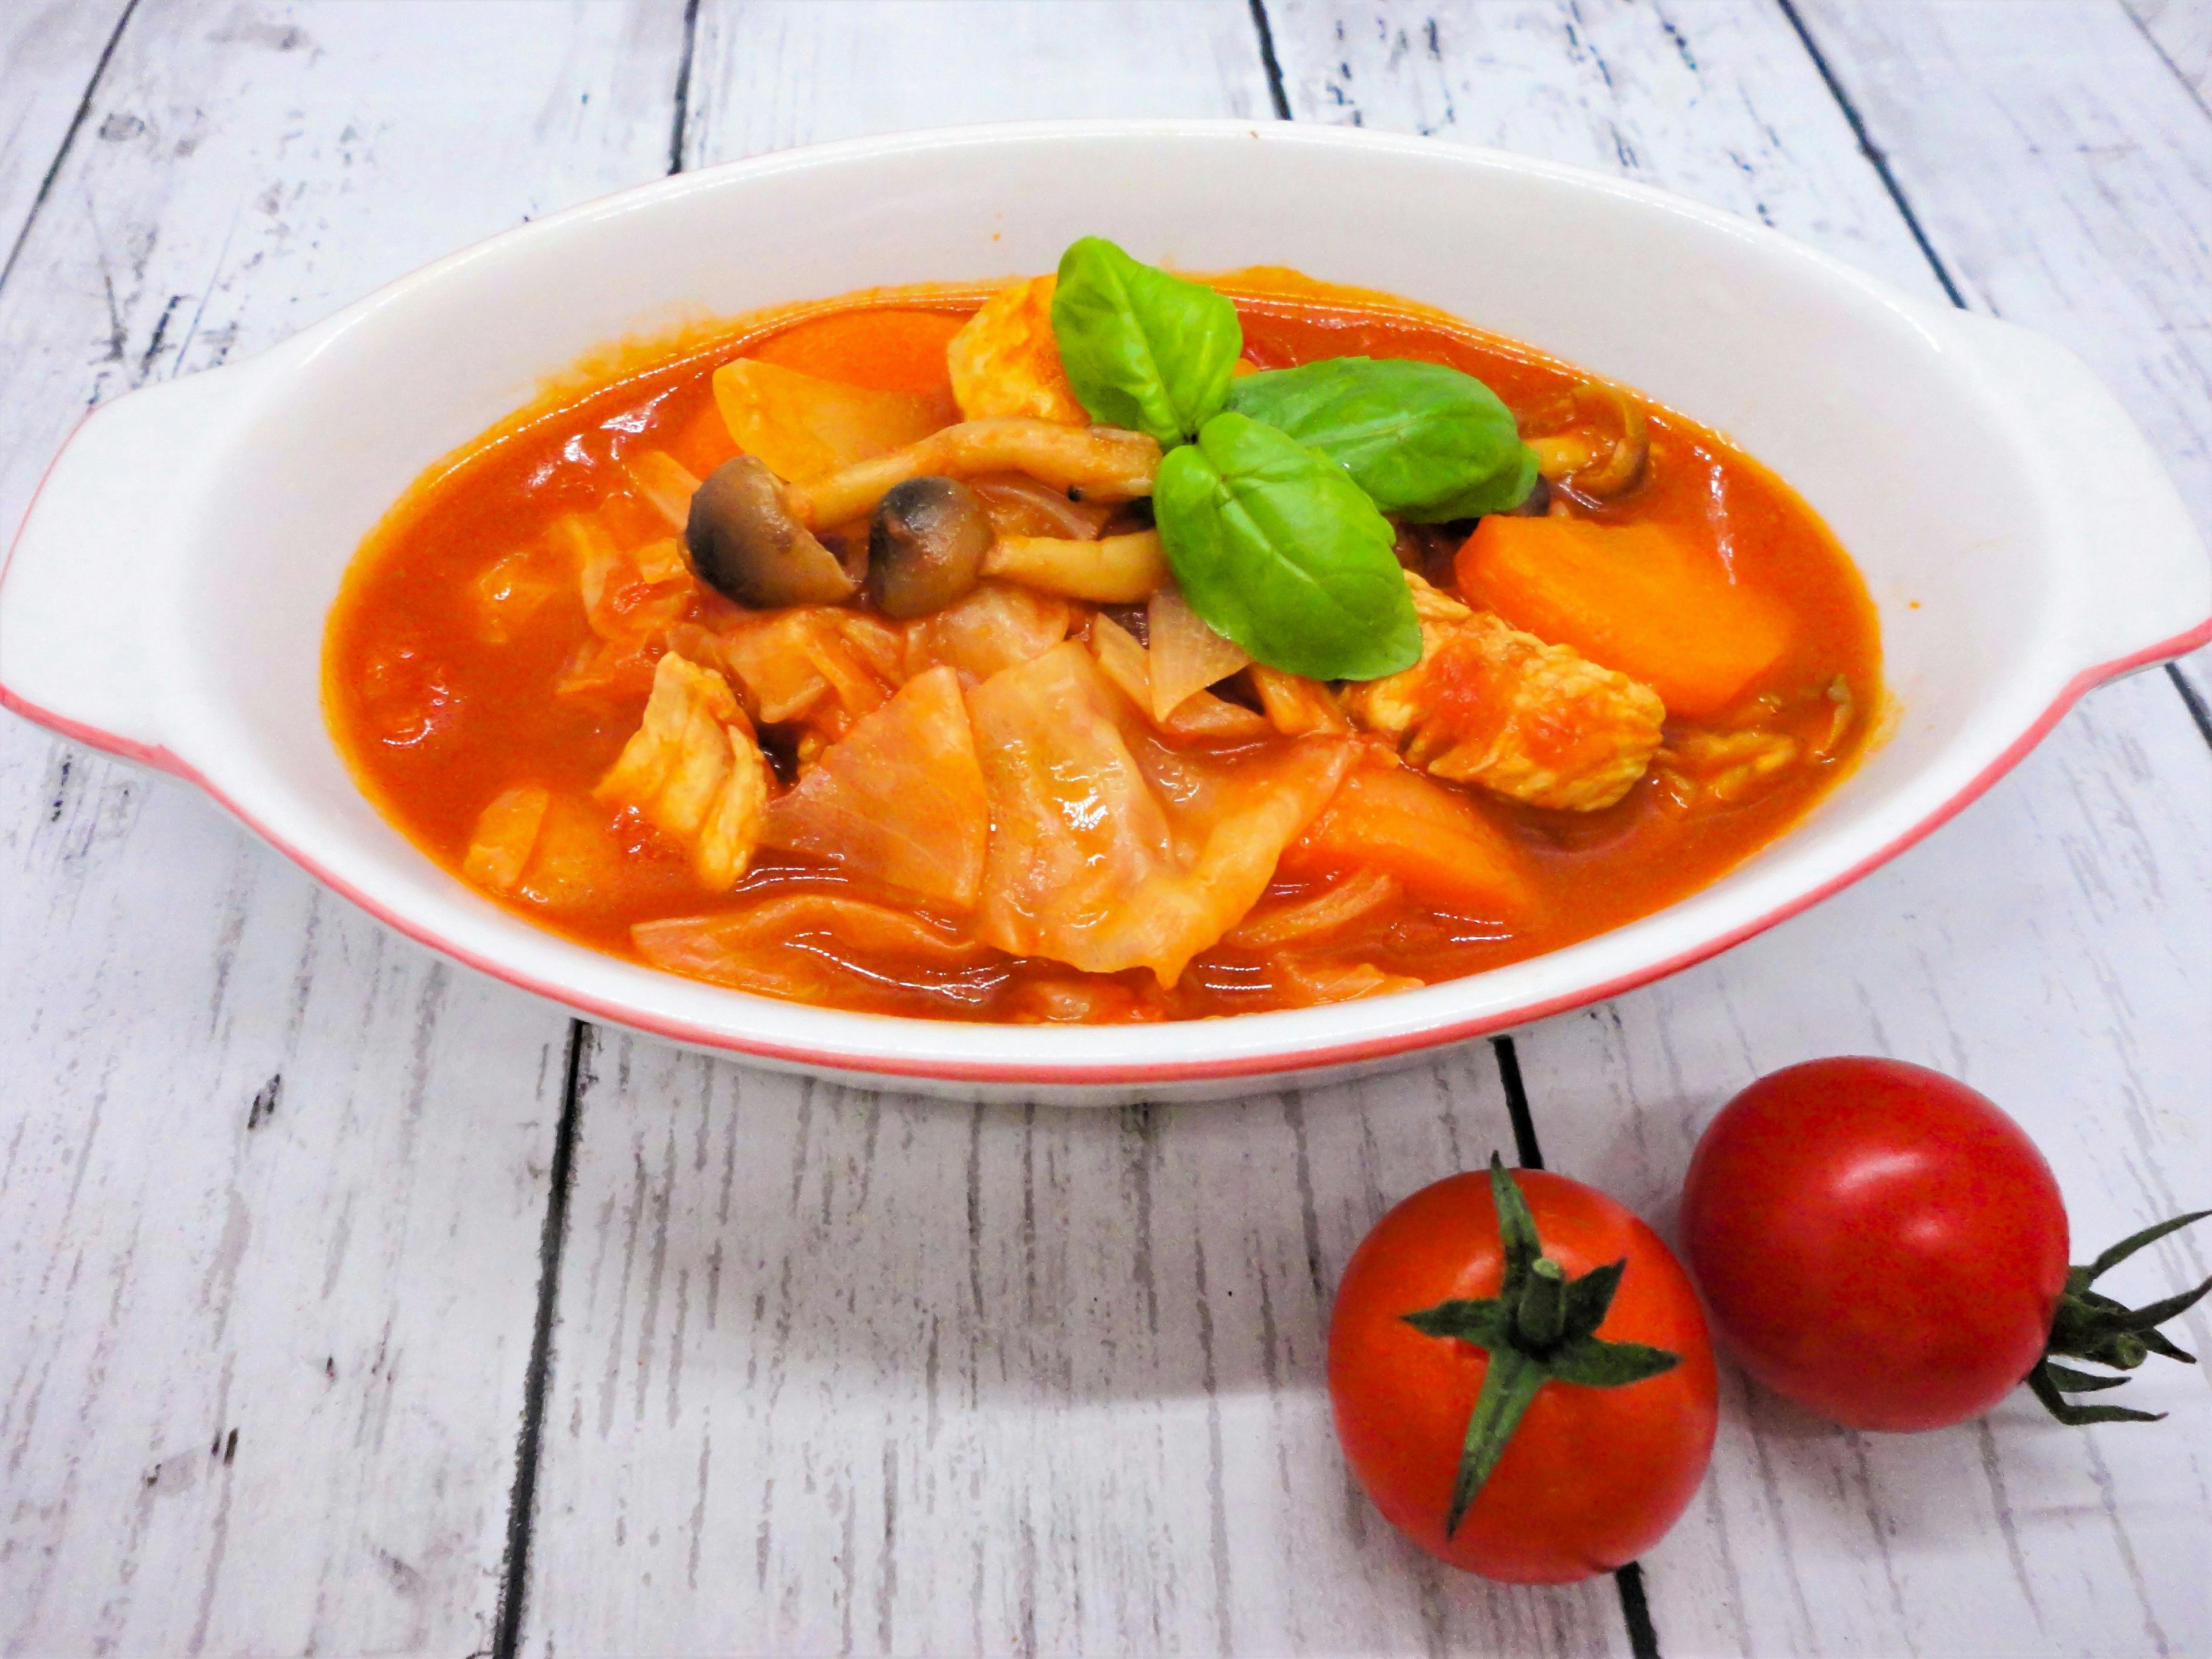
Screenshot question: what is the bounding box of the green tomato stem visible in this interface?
[1446,1347,1548,1539]
[1517,1258,1567,1350]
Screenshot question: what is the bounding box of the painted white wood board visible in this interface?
[0,3,687,1652]
[516,3,1632,1653]
[0,0,131,262]
[680,0,1274,163]
[1268,2,2212,1652]
[525,1039,1634,1656]
[1798,0,2212,699]
[2130,0,2212,99]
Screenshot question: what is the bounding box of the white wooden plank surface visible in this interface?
[682,0,1273,160]
[0,0,132,261]
[0,3,687,1653]
[1268,2,2212,1652]
[1800,0,2212,704]
[528,1041,1639,1656]
[514,5,1633,1653]
[2129,0,2212,99]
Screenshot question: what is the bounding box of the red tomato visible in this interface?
[1681,1058,2070,1431]
[1328,1167,1718,1584]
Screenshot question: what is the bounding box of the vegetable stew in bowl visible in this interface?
[324,239,1879,1024]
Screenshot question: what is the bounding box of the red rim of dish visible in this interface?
[3,615,2207,1084]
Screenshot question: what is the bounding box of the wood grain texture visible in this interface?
[2129,0,2212,100]
[0,3,686,1652]
[681,0,1273,164]
[1268,2,2211,1652]
[1797,0,2212,701]
[524,1037,1634,1656]
[0,0,132,263]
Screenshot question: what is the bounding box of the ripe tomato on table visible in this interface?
[1682,1058,2211,1431]
[1328,1159,1717,1584]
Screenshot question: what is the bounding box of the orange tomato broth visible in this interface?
[323,272,1881,1022]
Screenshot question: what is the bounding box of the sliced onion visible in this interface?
[1147,587,1252,721]
[1224,868,1399,949]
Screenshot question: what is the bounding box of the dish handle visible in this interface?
[1940,310,2212,678]
[0,367,256,769]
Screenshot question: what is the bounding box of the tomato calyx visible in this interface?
[1402,1156,1681,1537]
[2029,1207,2212,1426]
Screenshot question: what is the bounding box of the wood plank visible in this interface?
[517,5,1630,1652]
[1268,2,2212,1652]
[526,1039,1637,1655]
[1798,0,2212,703]
[0,0,131,260]
[0,3,687,1652]
[2128,0,2212,100]
[680,0,1276,161]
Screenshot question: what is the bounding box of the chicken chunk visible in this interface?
[595,653,771,890]
[945,275,1090,425]
[1343,573,1665,812]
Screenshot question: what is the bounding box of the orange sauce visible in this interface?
[323,278,1881,1022]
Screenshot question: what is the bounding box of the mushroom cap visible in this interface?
[687,455,861,608]
[866,476,993,620]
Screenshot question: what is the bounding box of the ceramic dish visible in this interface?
[3,121,2206,1104]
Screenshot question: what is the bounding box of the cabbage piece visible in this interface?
[713,606,902,734]
[634,895,1000,1014]
[1082,737,1353,983]
[468,547,568,644]
[760,666,988,911]
[1268,956,1426,1006]
[967,642,1354,984]
[463,785,550,893]
[967,642,1175,967]
[594,654,770,891]
[712,358,949,483]
[623,451,703,532]
[902,582,1071,684]
[546,511,699,703]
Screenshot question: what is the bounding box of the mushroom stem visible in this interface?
[791,419,1161,529]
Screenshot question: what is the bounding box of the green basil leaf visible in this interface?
[1226,355,1539,521]
[1155,412,1421,681]
[1050,237,1243,448]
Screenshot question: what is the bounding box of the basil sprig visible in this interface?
[1051,236,1243,448]
[1226,355,1539,522]
[1044,238,1522,682]
[1155,413,1421,681]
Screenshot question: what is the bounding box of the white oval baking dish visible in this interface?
[3,121,2206,1105]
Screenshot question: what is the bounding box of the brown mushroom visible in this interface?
[687,455,861,608]
[866,476,993,619]
[1525,380,1650,502]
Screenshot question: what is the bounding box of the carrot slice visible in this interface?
[1281,763,1532,919]
[1456,518,1791,718]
